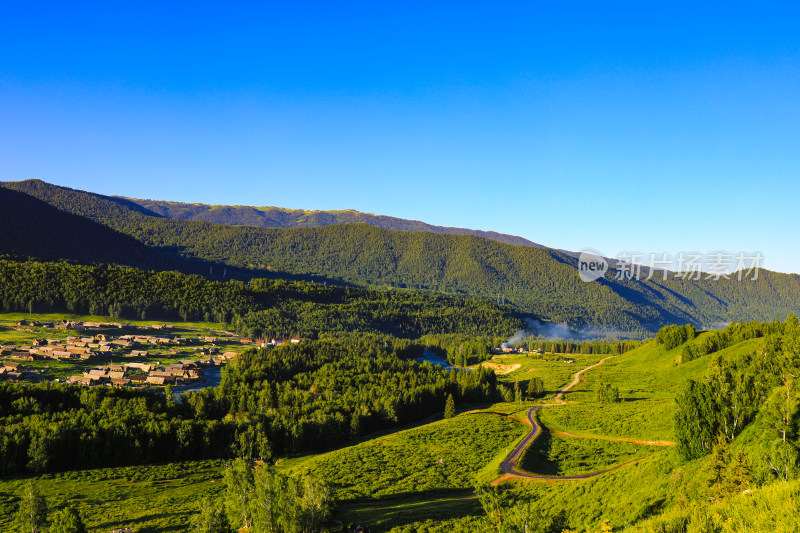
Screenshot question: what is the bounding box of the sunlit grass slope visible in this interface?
[542,335,767,441]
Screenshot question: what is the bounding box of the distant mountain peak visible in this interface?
[5,178,800,335]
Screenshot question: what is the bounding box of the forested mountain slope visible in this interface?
[0,186,186,271]
[124,196,542,248]
[4,179,800,334]
[0,260,524,339]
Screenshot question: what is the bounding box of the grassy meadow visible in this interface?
[519,429,650,477]
[280,409,529,530]
[541,335,768,442]
[475,352,608,396]
[0,461,225,532]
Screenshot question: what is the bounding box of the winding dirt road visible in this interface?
[497,355,665,481]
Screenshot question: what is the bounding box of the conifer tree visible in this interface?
[444,394,456,419]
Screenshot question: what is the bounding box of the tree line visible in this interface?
[674,315,800,485]
[14,178,800,336]
[0,259,525,339]
[0,334,500,475]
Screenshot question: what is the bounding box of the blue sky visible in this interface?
[2,2,799,273]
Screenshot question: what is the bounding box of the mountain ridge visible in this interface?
[3,179,800,335]
[122,196,545,248]
[0,186,188,271]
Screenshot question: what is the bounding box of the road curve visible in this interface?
[498,355,649,481]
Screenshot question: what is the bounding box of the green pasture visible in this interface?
[540,337,767,441]
[0,461,224,532]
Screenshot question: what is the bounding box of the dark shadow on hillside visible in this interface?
[595,277,692,327]
[631,497,667,523]
[518,426,561,476]
[646,280,696,307]
[94,510,194,532]
[100,194,168,218]
[546,249,576,266]
[146,244,360,287]
[339,488,480,532]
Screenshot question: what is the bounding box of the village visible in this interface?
[0,317,309,388]
[0,318,242,388]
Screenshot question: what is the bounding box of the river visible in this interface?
[173,365,223,402]
[416,348,454,370]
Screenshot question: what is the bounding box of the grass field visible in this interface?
[540,337,767,441]
[0,407,528,533]
[476,352,607,396]
[519,428,649,477]
[285,410,527,498]
[282,408,528,531]
[0,461,225,532]
[515,448,692,529]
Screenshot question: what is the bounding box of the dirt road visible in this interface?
[497,355,656,481]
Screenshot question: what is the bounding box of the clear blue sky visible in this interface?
[2,2,799,273]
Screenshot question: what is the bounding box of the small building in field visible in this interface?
[69,375,98,386]
[125,363,153,373]
[146,375,176,385]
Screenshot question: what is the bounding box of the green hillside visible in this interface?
[125,197,542,247]
[3,318,800,531]
[0,186,185,271]
[5,179,800,334]
[0,259,524,338]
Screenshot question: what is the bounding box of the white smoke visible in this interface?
[505,318,576,346]
[506,318,643,345]
[523,318,575,339]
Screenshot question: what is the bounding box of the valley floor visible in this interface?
[3,326,790,532]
